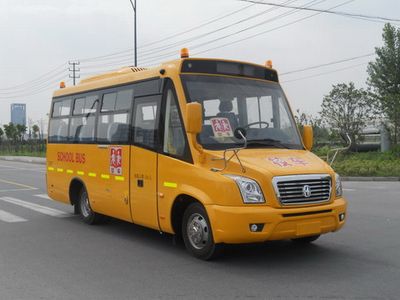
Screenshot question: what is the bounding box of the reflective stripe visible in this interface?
[101,174,110,179]
[56,168,64,173]
[115,176,125,182]
[88,172,97,177]
[66,169,74,174]
[77,171,85,176]
[163,182,177,188]
[48,167,55,171]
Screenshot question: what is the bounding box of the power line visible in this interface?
[191,0,355,58]
[0,69,68,95]
[0,74,68,99]
[138,2,256,50]
[239,0,400,22]
[78,2,256,63]
[138,0,299,57]
[140,0,329,65]
[0,63,66,91]
[281,61,369,83]
[280,53,374,75]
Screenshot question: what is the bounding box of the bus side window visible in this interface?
[132,95,161,150]
[48,118,69,142]
[52,98,71,117]
[98,88,133,144]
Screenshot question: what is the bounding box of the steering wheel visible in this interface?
[244,121,270,129]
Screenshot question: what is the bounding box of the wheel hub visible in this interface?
[187,213,209,250]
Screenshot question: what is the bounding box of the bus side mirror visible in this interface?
[185,102,202,134]
[302,125,313,151]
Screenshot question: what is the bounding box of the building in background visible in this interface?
[10,103,26,126]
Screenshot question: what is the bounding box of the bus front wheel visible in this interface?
[182,203,223,260]
[78,188,104,225]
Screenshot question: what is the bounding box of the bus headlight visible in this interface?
[335,173,343,197]
[225,175,265,204]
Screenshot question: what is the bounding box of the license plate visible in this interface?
[297,221,321,236]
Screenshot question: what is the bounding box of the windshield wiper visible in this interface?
[246,139,291,149]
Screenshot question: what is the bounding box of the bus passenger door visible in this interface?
[92,88,133,222]
[130,95,161,230]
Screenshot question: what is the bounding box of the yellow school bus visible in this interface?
[47,49,346,260]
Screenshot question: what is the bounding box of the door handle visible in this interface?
[97,144,109,149]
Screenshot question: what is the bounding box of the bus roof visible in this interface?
[53,57,278,98]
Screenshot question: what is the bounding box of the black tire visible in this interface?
[78,188,105,225]
[182,202,223,260]
[291,235,320,243]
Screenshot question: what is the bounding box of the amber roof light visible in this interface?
[180,48,189,58]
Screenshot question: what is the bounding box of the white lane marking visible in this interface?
[0,188,39,192]
[343,188,356,191]
[0,197,69,218]
[0,209,28,223]
[0,164,45,173]
[34,194,51,200]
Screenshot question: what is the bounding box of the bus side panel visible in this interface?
[47,144,132,223]
[86,144,132,222]
[47,143,77,204]
[130,145,159,230]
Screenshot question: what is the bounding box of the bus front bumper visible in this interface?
[206,198,347,244]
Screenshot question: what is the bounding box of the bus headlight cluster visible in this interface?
[225,175,265,204]
[335,173,343,197]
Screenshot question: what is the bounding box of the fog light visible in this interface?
[249,223,264,232]
[339,213,345,221]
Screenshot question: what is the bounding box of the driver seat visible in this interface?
[216,100,238,130]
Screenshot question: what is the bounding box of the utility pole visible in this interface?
[69,61,80,85]
[129,0,137,66]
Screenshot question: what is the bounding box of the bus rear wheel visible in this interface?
[182,203,223,260]
[78,188,105,225]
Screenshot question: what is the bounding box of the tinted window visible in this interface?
[132,95,161,149]
[101,89,133,112]
[52,99,71,117]
[48,118,69,142]
[163,89,186,156]
[116,89,133,110]
[69,116,96,142]
[97,113,130,144]
[102,92,117,112]
[73,95,98,115]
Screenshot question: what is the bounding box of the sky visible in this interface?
[0,0,399,132]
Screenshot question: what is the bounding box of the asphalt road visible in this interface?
[0,160,399,300]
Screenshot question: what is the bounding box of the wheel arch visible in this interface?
[69,177,87,206]
[170,194,204,236]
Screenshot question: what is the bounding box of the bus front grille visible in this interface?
[272,174,332,206]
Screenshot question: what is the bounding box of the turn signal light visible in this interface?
[60,81,66,89]
[180,48,189,58]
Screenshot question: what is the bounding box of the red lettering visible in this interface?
[75,153,85,164]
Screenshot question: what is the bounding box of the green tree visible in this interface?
[320,82,373,147]
[0,127,4,142]
[15,124,27,141]
[367,23,400,145]
[3,123,17,141]
[32,124,40,139]
[294,110,330,146]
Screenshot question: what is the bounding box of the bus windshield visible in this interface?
[181,75,303,150]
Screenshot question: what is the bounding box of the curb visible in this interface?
[0,156,46,165]
[342,176,400,182]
